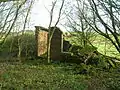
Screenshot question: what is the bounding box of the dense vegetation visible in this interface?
[0,31,36,59]
[0,32,120,90]
[0,61,120,90]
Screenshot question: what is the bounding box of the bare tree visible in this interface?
[0,0,27,45]
[65,0,95,47]
[47,0,65,63]
[17,0,35,60]
[82,0,120,53]
[0,0,35,61]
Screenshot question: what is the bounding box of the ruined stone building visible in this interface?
[35,26,70,60]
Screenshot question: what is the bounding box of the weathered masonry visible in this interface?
[35,26,48,56]
[35,26,64,60]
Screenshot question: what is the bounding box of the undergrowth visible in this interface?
[0,60,120,90]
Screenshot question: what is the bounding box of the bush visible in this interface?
[65,44,116,69]
[0,32,36,59]
[66,45,98,64]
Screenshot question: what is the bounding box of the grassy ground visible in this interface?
[92,36,120,58]
[65,33,120,58]
[0,62,88,90]
[0,60,120,90]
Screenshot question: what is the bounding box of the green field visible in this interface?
[65,33,120,58]
[0,61,120,90]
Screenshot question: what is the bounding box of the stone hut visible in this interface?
[35,26,63,60]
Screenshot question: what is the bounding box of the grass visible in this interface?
[0,60,120,90]
[65,33,120,58]
[92,36,120,58]
[0,62,88,90]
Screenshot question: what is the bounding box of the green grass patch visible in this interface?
[0,61,120,90]
[0,63,88,90]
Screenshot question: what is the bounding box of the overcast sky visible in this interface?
[30,0,66,31]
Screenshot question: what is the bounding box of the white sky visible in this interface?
[30,0,66,31]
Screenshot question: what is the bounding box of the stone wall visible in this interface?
[35,26,63,60]
[50,27,63,60]
[35,26,48,56]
